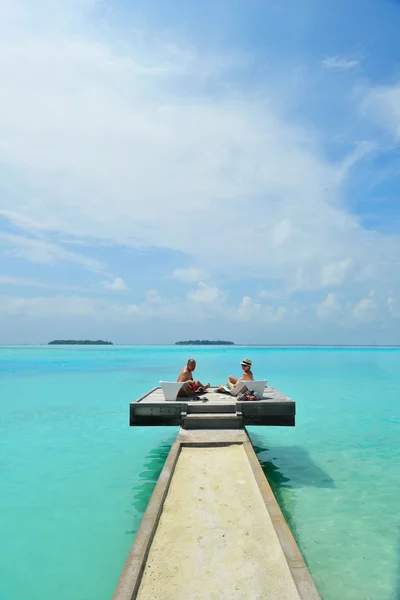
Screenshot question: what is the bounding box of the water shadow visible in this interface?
[250,434,335,490]
[126,441,173,534]
[249,435,334,549]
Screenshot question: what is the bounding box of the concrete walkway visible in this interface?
[136,445,302,600]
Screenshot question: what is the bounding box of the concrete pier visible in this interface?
[112,427,320,600]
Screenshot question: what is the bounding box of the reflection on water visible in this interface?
[251,441,335,489]
[250,433,336,550]
[125,441,173,535]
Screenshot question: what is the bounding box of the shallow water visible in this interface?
[0,346,399,600]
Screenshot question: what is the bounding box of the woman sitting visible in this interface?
[216,358,254,393]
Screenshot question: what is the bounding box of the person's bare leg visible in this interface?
[226,376,238,390]
[195,380,210,388]
[227,376,238,389]
[177,381,194,397]
[195,381,210,394]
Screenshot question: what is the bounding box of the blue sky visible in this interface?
[1,0,400,344]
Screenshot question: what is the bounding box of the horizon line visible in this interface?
[1,343,400,348]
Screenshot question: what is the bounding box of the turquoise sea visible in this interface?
[0,346,399,600]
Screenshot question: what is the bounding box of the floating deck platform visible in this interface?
[130,385,295,428]
[112,428,320,600]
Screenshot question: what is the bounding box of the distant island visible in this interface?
[48,340,113,345]
[175,340,234,346]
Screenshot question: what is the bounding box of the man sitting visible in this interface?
[177,358,210,397]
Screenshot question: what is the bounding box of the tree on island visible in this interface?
[48,340,113,345]
[175,340,234,346]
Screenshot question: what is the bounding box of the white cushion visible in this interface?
[159,381,184,401]
[245,380,267,397]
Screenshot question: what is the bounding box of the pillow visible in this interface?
[230,381,248,397]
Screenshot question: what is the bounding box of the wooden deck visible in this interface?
[130,386,295,428]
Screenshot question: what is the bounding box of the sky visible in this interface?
[1,0,400,344]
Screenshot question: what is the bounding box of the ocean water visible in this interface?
[0,346,399,600]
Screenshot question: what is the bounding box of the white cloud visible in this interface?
[235,297,288,323]
[261,305,288,323]
[0,275,82,291]
[0,293,167,321]
[364,83,400,139]
[0,0,383,295]
[0,209,53,232]
[0,232,104,272]
[352,292,377,323]
[110,290,179,320]
[0,294,97,318]
[388,296,400,318]
[145,289,163,303]
[274,306,288,321]
[172,268,205,282]
[235,296,261,321]
[108,302,140,320]
[0,284,396,345]
[103,277,127,291]
[271,220,292,246]
[0,0,399,344]
[317,292,341,320]
[258,290,279,300]
[187,282,226,305]
[321,57,359,70]
[321,259,352,287]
